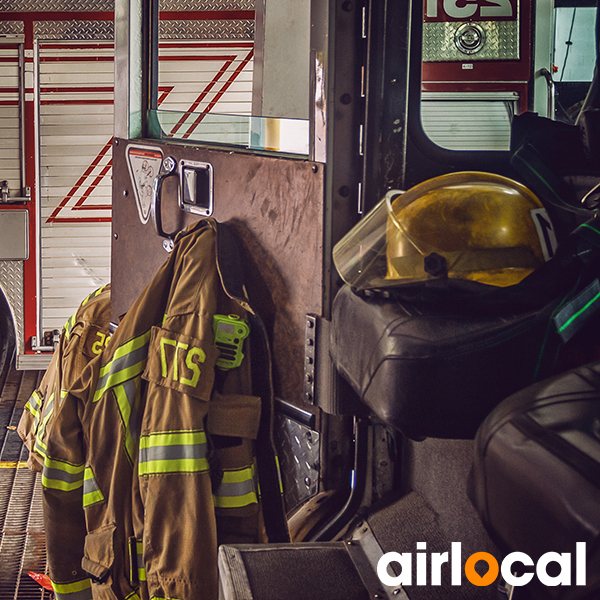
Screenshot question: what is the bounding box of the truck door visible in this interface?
[110,0,361,523]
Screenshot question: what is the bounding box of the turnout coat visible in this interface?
[39,220,286,600]
[18,284,112,473]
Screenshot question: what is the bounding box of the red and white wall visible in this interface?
[0,5,254,368]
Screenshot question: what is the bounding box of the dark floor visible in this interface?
[0,365,49,600]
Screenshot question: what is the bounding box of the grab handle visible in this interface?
[151,156,178,252]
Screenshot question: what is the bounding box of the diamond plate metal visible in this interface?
[0,0,113,10]
[423,20,520,62]
[0,261,24,356]
[34,20,114,40]
[160,0,254,9]
[0,22,24,35]
[273,413,320,514]
[159,19,254,40]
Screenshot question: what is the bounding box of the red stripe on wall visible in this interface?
[40,56,114,62]
[169,58,235,136]
[40,86,113,93]
[40,100,113,105]
[1,12,113,20]
[3,10,254,21]
[158,55,237,62]
[159,10,254,20]
[182,48,254,139]
[39,43,114,50]
[159,42,254,49]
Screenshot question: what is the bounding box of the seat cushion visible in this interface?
[469,361,600,599]
[330,284,558,439]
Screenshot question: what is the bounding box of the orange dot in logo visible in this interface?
[465,552,499,587]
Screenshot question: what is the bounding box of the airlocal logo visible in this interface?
[377,542,587,588]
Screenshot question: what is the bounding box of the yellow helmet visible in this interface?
[333,172,556,290]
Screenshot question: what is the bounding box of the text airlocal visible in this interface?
[377,542,586,588]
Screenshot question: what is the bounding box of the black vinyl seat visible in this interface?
[468,360,600,600]
[329,283,562,440]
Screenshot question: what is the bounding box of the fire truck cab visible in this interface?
[1,0,600,598]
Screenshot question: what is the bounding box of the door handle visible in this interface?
[151,156,178,252]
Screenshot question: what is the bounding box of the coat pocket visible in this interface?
[82,523,116,583]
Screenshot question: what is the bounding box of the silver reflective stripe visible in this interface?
[52,579,93,600]
[94,332,151,401]
[213,466,258,509]
[113,379,141,462]
[217,478,256,498]
[137,539,146,582]
[139,443,207,463]
[42,459,84,492]
[138,431,209,475]
[25,390,42,418]
[83,467,104,508]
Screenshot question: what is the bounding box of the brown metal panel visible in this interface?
[111,138,324,407]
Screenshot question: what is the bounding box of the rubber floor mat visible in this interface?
[0,366,50,600]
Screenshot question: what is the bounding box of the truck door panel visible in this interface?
[112,138,324,408]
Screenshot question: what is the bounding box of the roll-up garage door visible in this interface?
[37,40,253,334]
[0,44,21,198]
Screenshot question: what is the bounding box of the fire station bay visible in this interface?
[1,1,600,600]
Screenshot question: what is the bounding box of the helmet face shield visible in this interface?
[333,172,557,290]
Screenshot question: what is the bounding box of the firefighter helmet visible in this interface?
[333,172,555,290]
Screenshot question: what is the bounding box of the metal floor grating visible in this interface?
[0,365,50,600]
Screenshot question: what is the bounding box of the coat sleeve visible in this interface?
[41,320,95,600]
[17,344,60,472]
[42,388,92,600]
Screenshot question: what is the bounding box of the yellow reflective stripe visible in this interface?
[140,431,207,448]
[213,466,258,509]
[34,435,47,460]
[82,466,104,508]
[125,591,141,600]
[138,457,209,476]
[275,454,283,493]
[213,491,258,509]
[63,312,78,340]
[33,389,54,432]
[52,578,92,600]
[94,330,151,402]
[113,381,139,462]
[81,285,107,307]
[24,390,43,419]
[35,391,55,440]
[136,539,146,582]
[220,466,255,484]
[44,457,84,475]
[42,457,85,491]
[138,430,209,476]
[33,391,56,460]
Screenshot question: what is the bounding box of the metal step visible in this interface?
[0,365,51,600]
